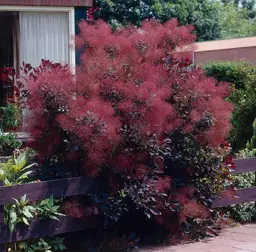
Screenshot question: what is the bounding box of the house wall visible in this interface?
[75,7,87,65]
[0,4,88,66]
[0,0,92,6]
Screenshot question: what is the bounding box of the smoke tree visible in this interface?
[23,20,233,239]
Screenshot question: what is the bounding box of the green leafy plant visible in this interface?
[245,119,256,150]
[228,201,256,222]
[219,2,256,39]
[5,194,65,252]
[233,172,255,190]
[237,119,256,158]
[0,151,36,186]
[227,125,256,223]
[6,195,64,233]
[204,61,256,151]
[33,238,64,252]
[26,237,66,252]
[7,194,36,233]
[226,172,256,222]
[0,150,65,251]
[1,152,64,230]
[8,237,66,252]
[238,148,256,158]
[0,133,22,156]
[0,103,21,131]
[4,194,65,251]
[204,61,255,90]
[35,196,65,221]
[5,196,66,252]
[93,0,222,41]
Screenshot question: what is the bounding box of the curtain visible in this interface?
[19,12,69,130]
[19,12,69,67]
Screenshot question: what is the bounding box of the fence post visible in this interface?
[0,181,5,252]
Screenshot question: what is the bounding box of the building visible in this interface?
[0,0,92,71]
[0,0,92,107]
[194,36,256,65]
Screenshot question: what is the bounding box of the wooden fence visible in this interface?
[212,158,256,208]
[0,158,255,251]
[0,177,103,251]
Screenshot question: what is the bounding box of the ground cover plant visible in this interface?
[20,19,234,245]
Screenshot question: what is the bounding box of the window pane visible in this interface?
[19,12,69,67]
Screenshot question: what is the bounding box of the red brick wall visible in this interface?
[0,0,92,6]
[195,47,256,65]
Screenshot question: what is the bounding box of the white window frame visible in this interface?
[0,5,75,69]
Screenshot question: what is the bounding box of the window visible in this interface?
[0,6,75,108]
[19,12,70,67]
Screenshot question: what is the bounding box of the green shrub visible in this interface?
[204,61,256,89]
[237,119,256,158]
[0,151,36,186]
[227,172,256,222]
[204,61,256,150]
[245,119,256,150]
[0,133,22,156]
[0,103,21,131]
[227,126,256,223]
[233,172,255,190]
[10,237,66,252]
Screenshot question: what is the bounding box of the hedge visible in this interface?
[204,61,256,150]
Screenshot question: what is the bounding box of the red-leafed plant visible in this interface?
[0,67,16,103]
[22,20,233,241]
[0,67,15,82]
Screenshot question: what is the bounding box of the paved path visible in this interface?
[141,224,256,252]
